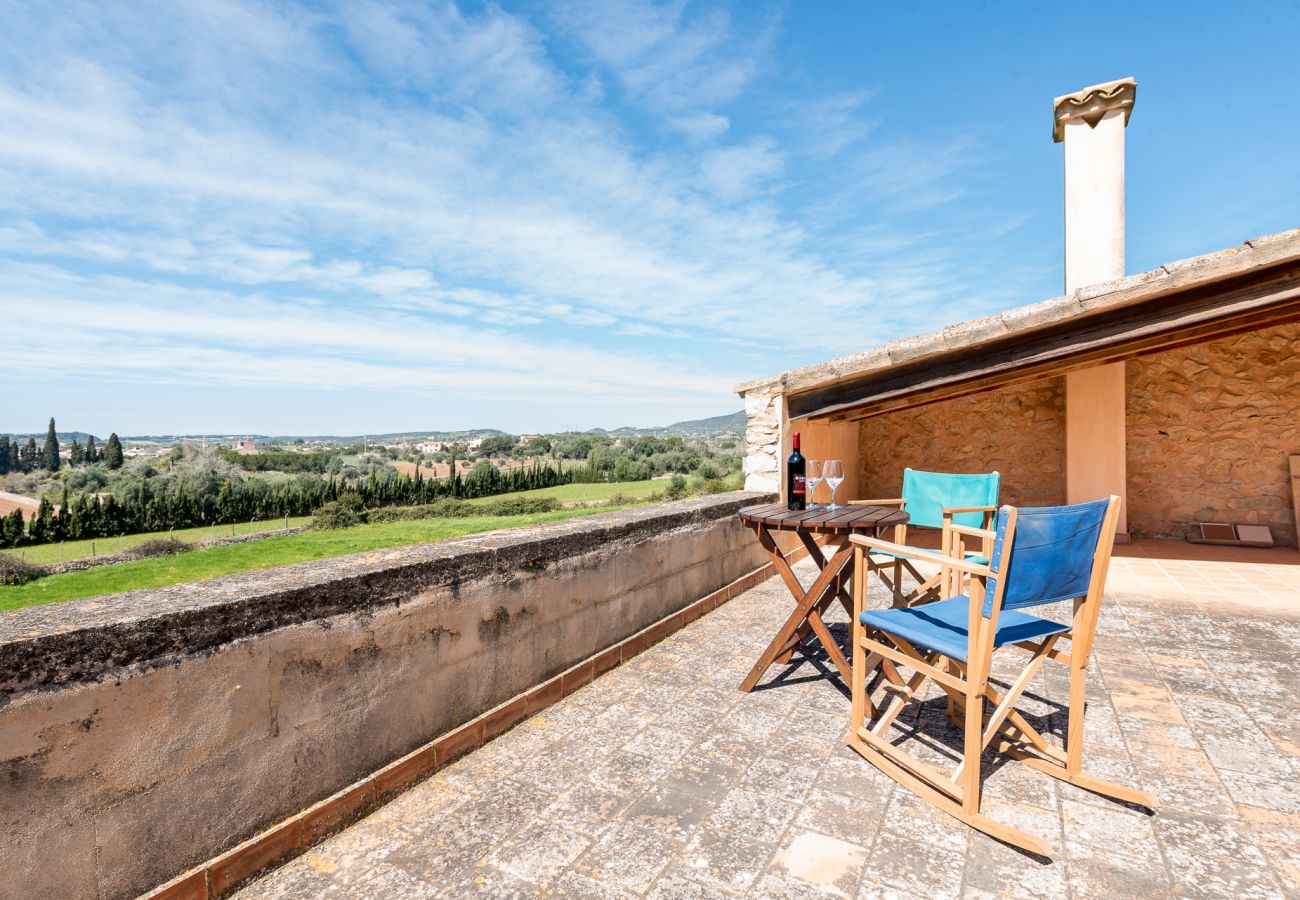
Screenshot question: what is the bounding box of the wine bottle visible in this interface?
[787,432,806,511]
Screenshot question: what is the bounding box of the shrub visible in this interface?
[478,496,560,516]
[127,538,193,559]
[312,494,369,529]
[0,553,44,586]
[369,499,474,522]
[366,496,560,521]
[664,475,689,500]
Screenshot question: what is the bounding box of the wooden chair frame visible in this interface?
[846,496,1156,856]
[849,497,997,606]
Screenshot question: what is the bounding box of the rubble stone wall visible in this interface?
[850,322,1298,547]
[741,384,782,493]
[1127,322,1300,547]
[857,378,1068,510]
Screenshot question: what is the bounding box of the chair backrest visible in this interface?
[982,498,1113,617]
[901,468,1001,530]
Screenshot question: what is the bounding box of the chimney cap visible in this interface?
[1053,77,1136,142]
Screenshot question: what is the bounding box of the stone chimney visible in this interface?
[1054,77,1136,291]
[1054,77,1136,535]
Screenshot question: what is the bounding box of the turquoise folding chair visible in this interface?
[852,468,1000,606]
[847,496,1156,856]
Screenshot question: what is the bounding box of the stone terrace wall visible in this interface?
[0,494,772,900]
[857,377,1068,509]
[1127,322,1300,547]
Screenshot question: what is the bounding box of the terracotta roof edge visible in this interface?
[736,227,1300,398]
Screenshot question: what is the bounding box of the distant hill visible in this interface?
[112,429,505,445]
[2,432,101,444]
[3,415,748,448]
[592,410,745,438]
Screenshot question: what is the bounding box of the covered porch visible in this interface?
[740,229,1300,552]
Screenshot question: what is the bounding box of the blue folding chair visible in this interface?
[853,468,1000,606]
[847,496,1156,856]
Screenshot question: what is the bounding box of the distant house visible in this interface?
[233,440,258,455]
[123,445,167,458]
[416,441,446,453]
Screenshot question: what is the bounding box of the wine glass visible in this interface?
[805,460,823,510]
[823,459,844,510]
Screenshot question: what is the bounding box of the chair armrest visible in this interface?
[941,505,997,515]
[849,535,991,576]
[947,523,995,541]
[849,498,905,507]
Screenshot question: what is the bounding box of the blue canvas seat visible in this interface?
[853,468,999,606]
[845,496,1156,857]
[862,596,1069,663]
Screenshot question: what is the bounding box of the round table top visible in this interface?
[738,502,909,533]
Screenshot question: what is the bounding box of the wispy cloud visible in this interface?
[0,0,1026,431]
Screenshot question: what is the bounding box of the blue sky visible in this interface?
[2,1,1296,436]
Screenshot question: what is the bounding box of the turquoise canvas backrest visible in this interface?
[900,469,1001,530]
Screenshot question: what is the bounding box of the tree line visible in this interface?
[0,420,124,474]
[1,461,573,549]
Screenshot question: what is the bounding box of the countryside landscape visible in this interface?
[0,412,744,608]
[3,3,1298,899]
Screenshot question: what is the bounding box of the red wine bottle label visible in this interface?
[792,475,805,495]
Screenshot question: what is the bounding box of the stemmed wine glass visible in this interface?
[805,460,823,510]
[823,459,844,510]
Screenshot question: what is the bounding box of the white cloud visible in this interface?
[547,0,771,113]
[668,112,730,142]
[0,0,1020,427]
[699,138,785,202]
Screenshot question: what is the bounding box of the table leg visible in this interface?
[779,533,849,664]
[776,530,828,664]
[741,534,856,692]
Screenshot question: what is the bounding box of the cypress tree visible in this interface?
[7,441,17,473]
[0,435,9,474]
[28,498,51,544]
[104,433,124,469]
[70,439,84,466]
[41,418,60,471]
[2,509,23,547]
[21,438,37,472]
[84,434,98,463]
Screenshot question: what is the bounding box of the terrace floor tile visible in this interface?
[236,543,1300,898]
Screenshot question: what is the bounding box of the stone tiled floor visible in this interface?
[238,546,1300,899]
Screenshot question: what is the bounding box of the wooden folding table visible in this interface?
[737,503,910,692]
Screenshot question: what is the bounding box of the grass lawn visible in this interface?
[0,505,636,612]
[465,479,664,505]
[9,516,315,567]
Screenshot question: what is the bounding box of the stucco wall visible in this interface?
[1127,322,1300,547]
[857,377,1068,510]
[0,494,771,900]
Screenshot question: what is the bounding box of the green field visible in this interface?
[465,479,664,505]
[9,517,315,566]
[5,480,666,568]
[0,505,636,612]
